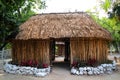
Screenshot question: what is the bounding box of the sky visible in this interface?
[41,0,98,12]
[37,0,107,17]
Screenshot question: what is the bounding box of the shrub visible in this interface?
[87,58,98,67]
[20,60,38,67]
[100,60,113,64]
[37,63,49,68]
[71,61,87,68]
[78,61,87,67]
[71,61,78,67]
[42,63,48,68]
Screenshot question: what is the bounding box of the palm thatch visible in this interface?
[16,12,112,40]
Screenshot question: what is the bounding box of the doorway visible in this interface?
[55,41,65,62]
[50,38,70,69]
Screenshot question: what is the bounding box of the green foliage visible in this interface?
[100,0,120,22]
[90,13,120,52]
[0,0,46,49]
[92,15,120,41]
[113,2,120,21]
[100,0,111,12]
[89,0,120,53]
[0,0,46,23]
[5,43,12,49]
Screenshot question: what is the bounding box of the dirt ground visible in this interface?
[0,55,120,80]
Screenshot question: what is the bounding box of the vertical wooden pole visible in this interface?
[70,39,73,64]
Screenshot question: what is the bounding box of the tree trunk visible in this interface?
[116,42,120,54]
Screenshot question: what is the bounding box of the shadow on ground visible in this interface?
[52,61,71,71]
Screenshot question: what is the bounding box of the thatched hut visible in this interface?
[12,12,112,66]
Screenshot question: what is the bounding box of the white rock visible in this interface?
[18,71,25,75]
[107,68,112,71]
[25,70,30,74]
[33,68,38,74]
[102,64,107,67]
[112,66,116,70]
[4,62,50,76]
[76,71,80,75]
[44,68,48,72]
[5,68,10,73]
[39,69,42,72]
[79,67,84,71]
[25,67,31,70]
[112,63,116,70]
[30,67,34,71]
[93,68,98,71]
[106,64,109,67]
[113,60,116,64]
[19,67,26,72]
[35,72,47,77]
[4,63,11,70]
[96,71,100,75]
[19,68,24,72]
[12,66,19,71]
[41,69,46,72]
[90,67,94,71]
[88,71,93,75]
[79,71,83,75]
[103,68,106,72]
[33,67,37,70]
[16,70,21,74]
[93,71,97,75]
[106,71,112,74]
[87,67,91,71]
[100,70,104,74]
[98,66,103,70]
[37,69,43,72]
[108,64,113,67]
[113,63,116,66]
[71,68,77,74]
[83,67,87,71]
[47,67,51,72]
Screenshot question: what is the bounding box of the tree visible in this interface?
[100,0,120,21]
[0,0,46,50]
[94,16,120,53]
[100,0,112,12]
[112,0,120,21]
[90,0,120,53]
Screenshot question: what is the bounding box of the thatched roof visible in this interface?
[16,12,112,40]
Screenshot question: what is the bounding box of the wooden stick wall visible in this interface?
[12,40,50,65]
[12,38,109,65]
[70,38,108,64]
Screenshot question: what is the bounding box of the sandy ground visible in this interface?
[0,55,120,80]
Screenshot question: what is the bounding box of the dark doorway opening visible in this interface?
[55,41,65,62]
[50,38,70,69]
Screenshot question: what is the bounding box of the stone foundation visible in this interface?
[4,62,51,77]
[71,61,117,75]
